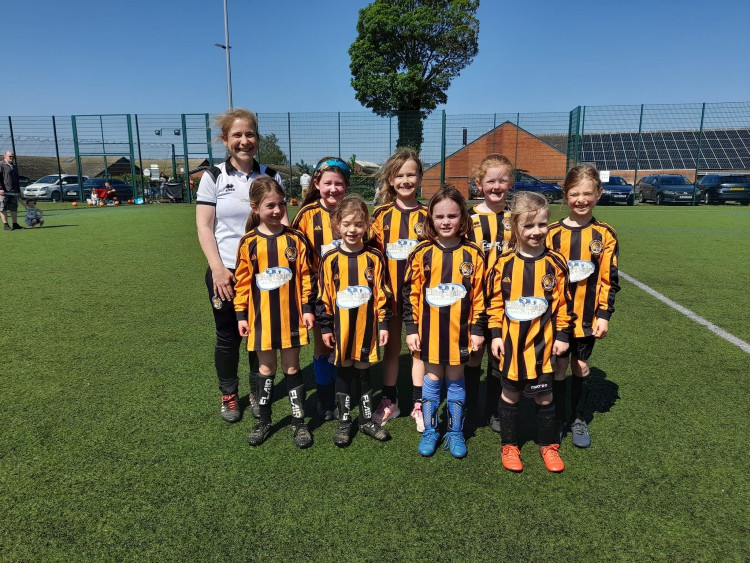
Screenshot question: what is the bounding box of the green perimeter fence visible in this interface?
[1,101,748,202]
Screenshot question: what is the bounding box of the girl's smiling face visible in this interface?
[252,190,286,230]
[315,171,347,209]
[391,159,421,203]
[515,208,549,256]
[565,179,601,220]
[222,118,258,169]
[478,166,512,207]
[337,212,367,248]
[431,198,462,243]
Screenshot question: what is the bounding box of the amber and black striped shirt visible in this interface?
[486,248,576,380]
[370,201,428,316]
[291,201,340,272]
[468,205,513,266]
[316,246,392,365]
[546,218,619,338]
[234,227,315,351]
[403,240,485,366]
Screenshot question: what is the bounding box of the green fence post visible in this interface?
[181,114,191,203]
[514,112,520,169]
[99,115,109,178]
[71,116,84,191]
[566,106,581,172]
[51,116,67,200]
[338,112,341,158]
[287,112,293,188]
[135,114,145,198]
[126,114,138,200]
[633,104,644,189]
[8,117,17,164]
[580,106,586,162]
[205,113,214,166]
[440,110,446,185]
[692,103,706,205]
[493,112,497,152]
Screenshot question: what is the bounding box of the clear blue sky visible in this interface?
[3,0,748,118]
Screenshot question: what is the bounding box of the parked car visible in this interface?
[600,176,634,205]
[695,174,750,205]
[64,178,135,202]
[635,174,699,205]
[23,174,87,201]
[511,172,563,203]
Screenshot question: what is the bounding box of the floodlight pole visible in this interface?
[224,0,233,109]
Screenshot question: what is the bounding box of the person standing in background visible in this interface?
[0,151,23,231]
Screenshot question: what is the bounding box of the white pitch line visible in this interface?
[620,271,750,355]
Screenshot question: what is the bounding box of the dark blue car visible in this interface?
[600,175,634,206]
[510,172,563,203]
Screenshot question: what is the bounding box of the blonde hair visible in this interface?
[299,156,351,208]
[216,108,258,140]
[509,191,548,247]
[423,185,470,243]
[332,193,369,229]
[246,176,286,232]
[375,149,423,205]
[472,153,514,184]
[563,164,602,197]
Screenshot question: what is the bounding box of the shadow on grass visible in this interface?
[18,224,78,229]
[516,366,620,447]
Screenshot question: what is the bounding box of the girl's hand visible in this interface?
[491,337,504,360]
[302,313,316,329]
[552,339,569,356]
[379,329,389,347]
[470,334,484,352]
[212,266,236,301]
[406,334,421,353]
[593,318,609,339]
[237,320,249,337]
[322,333,335,349]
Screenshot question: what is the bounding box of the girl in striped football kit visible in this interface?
[403,185,485,459]
[370,149,429,432]
[487,191,575,473]
[235,177,316,448]
[291,157,350,421]
[546,164,620,449]
[465,154,514,431]
[317,195,393,446]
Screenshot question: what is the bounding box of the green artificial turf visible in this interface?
[0,202,747,561]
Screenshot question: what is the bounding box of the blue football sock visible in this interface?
[422,376,442,405]
[447,377,466,404]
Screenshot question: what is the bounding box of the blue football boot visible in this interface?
[443,400,467,458]
[418,399,440,456]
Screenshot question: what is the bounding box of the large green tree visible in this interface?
[349,0,479,153]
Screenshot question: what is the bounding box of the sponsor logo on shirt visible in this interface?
[320,239,342,256]
[425,283,467,307]
[386,239,418,260]
[505,297,549,322]
[255,267,293,291]
[568,260,595,282]
[336,285,373,309]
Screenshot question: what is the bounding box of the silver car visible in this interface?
[23,174,88,201]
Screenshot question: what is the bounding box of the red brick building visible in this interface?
[422,122,568,199]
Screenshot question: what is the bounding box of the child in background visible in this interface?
[465,154,514,431]
[317,194,392,446]
[546,164,620,448]
[403,185,485,458]
[291,157,350,421]
[370,149,429,431]
[24,199,44,227]
[487,191,575,473]
[234,176,316,448]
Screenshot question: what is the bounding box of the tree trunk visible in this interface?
[395,110,424,153]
